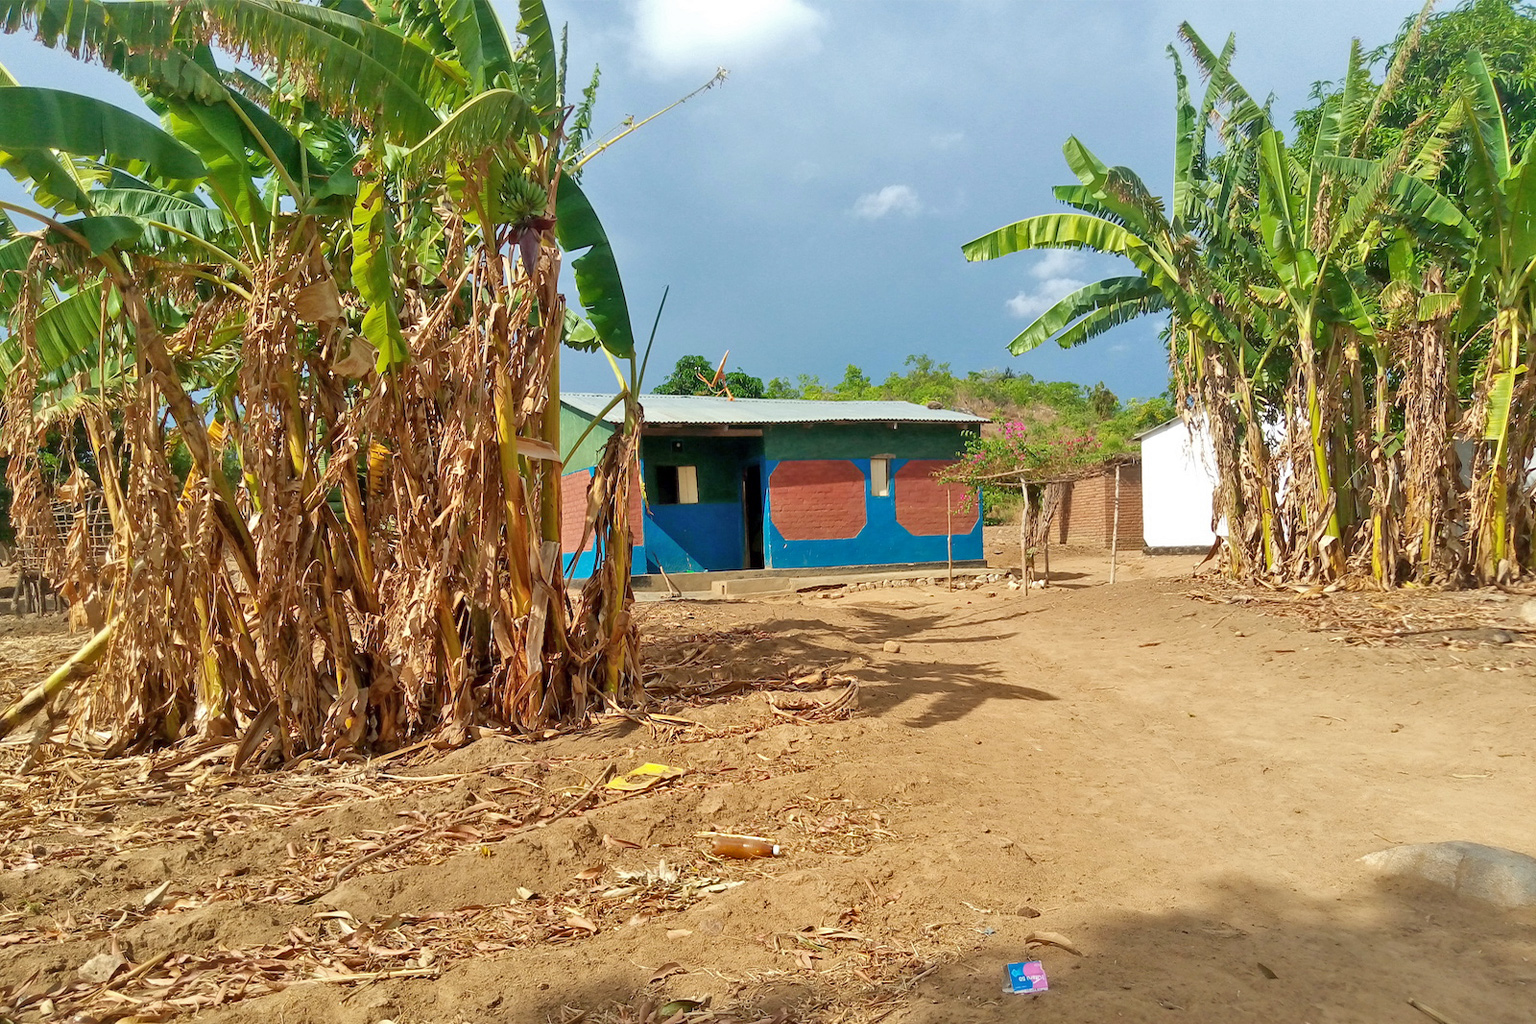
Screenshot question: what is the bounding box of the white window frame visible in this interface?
[870,457,892,498]
[676,464,699,504]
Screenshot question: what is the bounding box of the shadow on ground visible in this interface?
[895,871,1536,1024]
[500,870,1536,1024]
[645,603,1059,731]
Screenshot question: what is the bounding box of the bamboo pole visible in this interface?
[1110,464,1121,584]
[0,619,115,742]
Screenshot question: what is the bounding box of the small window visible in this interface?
[656,464,698,505]
[870,457,892,498]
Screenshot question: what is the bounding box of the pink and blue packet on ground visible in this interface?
[1006,960,1049,993]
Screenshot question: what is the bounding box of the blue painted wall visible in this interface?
[646,501,745,572]
[563,521,646,580]
[763,457,983,570]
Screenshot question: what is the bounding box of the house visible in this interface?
[1049,457,1144,549]
[559,393,986,577]
[1135,418,1222,553]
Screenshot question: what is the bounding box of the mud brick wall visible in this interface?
[768,459,867,541]
[894,460,979,536]
[1056,464,1143,548]
[560,463,645,554]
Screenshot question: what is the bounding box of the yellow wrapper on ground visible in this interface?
[606,763,686,792]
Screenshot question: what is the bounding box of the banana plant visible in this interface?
[1454,50,1536,580]
[0,0,649,750]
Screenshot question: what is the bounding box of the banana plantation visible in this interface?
[0,0,645,753]
[967,11,1536,588]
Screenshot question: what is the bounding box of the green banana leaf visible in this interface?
[54,214,144,254]
[0,86,205,181]
[436,0,515,89]
[1417,292,1457,321]
[1048,291,1169,351]
[0,281,108,383]
[1007,276,1163,355]
[0,58,94,211]
[1483,366,1525,443]
[963,213,1148,264]
[203,0,452,145]
[1177,22,1269,137]
[351,177,409,371]
[1464,51,1511,183]
[399,89,534,180]
[0,233,36,308]
[1168,47,1197,227]
[516,0,558,115]
[555,170,634,359]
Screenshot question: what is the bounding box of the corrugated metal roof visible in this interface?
[1131,417,1182,441]
[562,392,987,427]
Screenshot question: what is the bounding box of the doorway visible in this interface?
[741,463,765,569]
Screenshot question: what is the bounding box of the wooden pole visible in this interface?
[1018,476,1030,593]
[1110,464,1121,585]
[945,490,954,590]
[1042,495,1050,587]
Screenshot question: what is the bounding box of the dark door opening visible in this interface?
[742,463,765,569]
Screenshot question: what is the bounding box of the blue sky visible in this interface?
[0,1,1426,400]
[549,0,1421,399]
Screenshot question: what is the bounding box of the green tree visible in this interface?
[1088,382,1119,418]
[723,371,765,398]
[833,364,873,399]
[1295,0,1536,193]
[651,355,766,397]
[653,355,717,394]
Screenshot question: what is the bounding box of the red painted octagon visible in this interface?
[895,460,978,536]
[769,460,867,541]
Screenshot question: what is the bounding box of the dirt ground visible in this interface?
[3,535,1536,1023]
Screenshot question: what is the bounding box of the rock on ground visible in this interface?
[1361,841,1536,908]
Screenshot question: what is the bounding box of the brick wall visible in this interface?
[560,463,645,554]
[769,459,867,540]
[895,459,979,537]
[561,470,593,553]
[1055,463,1143,548]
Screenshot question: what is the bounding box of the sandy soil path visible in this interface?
[3,560,1534,1023]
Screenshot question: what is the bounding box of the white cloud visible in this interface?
[1028,249,1083,282]
[1005,250,1087,320]
[632,0,826,77]
[852,184,920,219]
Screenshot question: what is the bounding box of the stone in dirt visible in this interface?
[77,952,126,983]
[1360,841,1536,908]
[882,641,901,653]
[1520,598,1536,625]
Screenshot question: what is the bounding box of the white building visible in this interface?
[1135,418,1222,553]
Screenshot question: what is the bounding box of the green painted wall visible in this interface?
[640,434,761,504]
[763,422,974,461]
[560,404,616,473]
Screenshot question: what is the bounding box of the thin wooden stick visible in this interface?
[1407,998,1463,1024]
[946,491,954,590]
[1018,476,1031,594]
[1110,464,1121,584]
